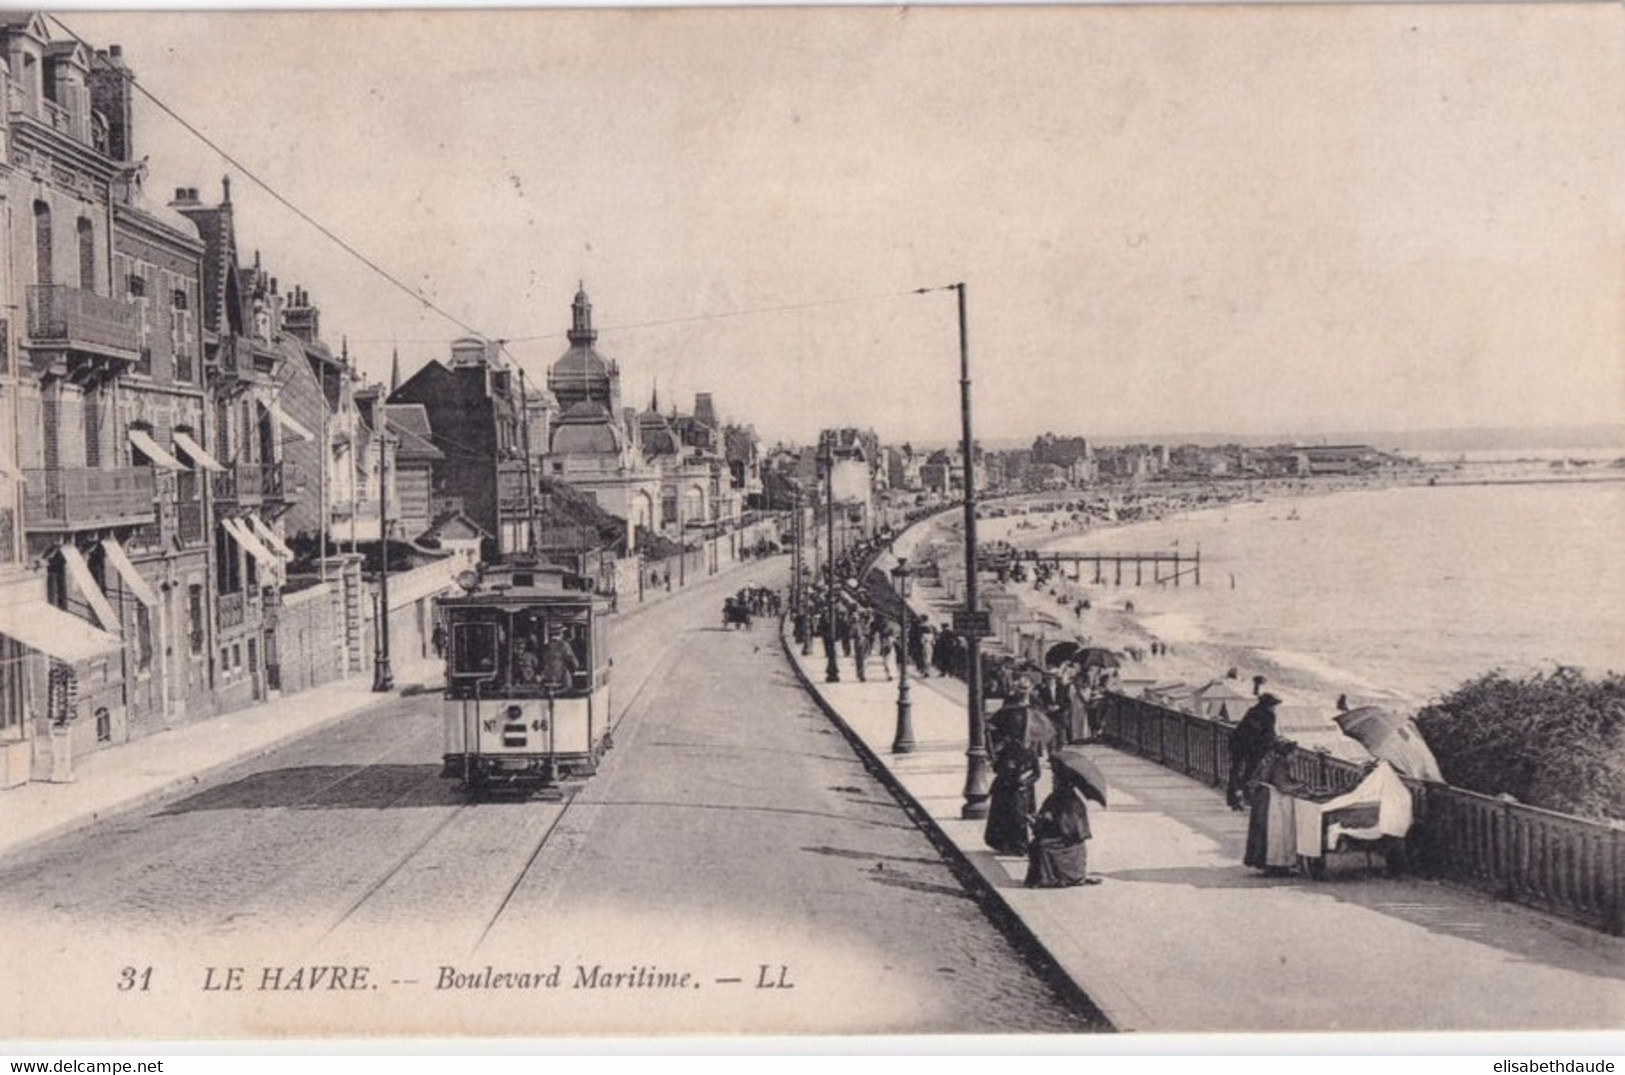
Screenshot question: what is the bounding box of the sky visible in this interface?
[61,4,1625,446]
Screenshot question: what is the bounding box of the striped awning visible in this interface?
[171,430,225,473]
[0,597,121,662]
[221,518,280,571]
[247,514,295,561]
[128,429,185,471]
[267,400,316,443]
[58,544,120,632]
[100,538,158,607]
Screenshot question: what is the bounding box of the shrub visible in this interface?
[1415,668,1625,821]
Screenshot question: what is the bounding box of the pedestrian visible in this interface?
[984,673,1053,856]
[850,610,871,682]
[1025,755,1103,888]
[875,618,895,681]
[1244,737,1306,876]
[1226,692,1281,811]
[917,624,935,677]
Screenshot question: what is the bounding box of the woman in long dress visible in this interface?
[1025,760,1098,888]
[984,675,1054,855]
[1244,737,1306,875]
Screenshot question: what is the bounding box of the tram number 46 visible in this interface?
[118,966,154,992]
[483,719,548,732]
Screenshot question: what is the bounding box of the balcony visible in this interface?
[22,467,156,531]
[210,335,254,381]
[26,285,140,361]
[213,461,299,504]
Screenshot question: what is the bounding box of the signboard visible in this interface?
[951,609,991,637]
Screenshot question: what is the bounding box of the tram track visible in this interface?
[296,560,785,955]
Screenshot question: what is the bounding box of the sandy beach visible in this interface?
[898,484,1410,761]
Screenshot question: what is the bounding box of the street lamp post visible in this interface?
[916,282,988,817]
[891,558,915,754]
[820,432,840,684]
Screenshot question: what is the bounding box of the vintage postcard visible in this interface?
[0,2,1621,1051]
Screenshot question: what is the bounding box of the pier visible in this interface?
[1004,548,1201,587]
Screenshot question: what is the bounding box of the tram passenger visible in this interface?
[513,638,541,684]
[539,624,581,689]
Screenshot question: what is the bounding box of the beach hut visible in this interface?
[1192,679,1253,722]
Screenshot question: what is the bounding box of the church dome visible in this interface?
[547,283,620,410]
[550,344,611,386]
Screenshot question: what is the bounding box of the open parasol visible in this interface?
[1332,706,1444,783]
[1044,640,1083,668]
[1076,646,1122,672]
[1053,748,1109,807]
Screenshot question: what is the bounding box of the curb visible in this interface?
[776,619,1115,1032]
[0,685,421,862]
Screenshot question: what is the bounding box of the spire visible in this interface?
[341,335,349,368]
[650,379,659,414]
[390,347,401,394]
[568,281,597,346]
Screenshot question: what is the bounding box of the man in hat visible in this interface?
[1227,692,1282,810]
[539,624,580,690]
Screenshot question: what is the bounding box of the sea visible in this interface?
[1041,476,1625,707]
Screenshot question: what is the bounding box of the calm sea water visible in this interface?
[1045,481,1625,705]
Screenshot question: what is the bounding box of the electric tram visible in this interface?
[438,560,613,798]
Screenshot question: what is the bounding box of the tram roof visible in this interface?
[437,561,606,607]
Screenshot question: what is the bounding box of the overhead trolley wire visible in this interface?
[49,13,487,342]
[50,16,932,370]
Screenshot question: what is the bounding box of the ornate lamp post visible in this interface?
[891,557,915,754]
[820,432,840,684]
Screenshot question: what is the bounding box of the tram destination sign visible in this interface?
[951,609,992,637]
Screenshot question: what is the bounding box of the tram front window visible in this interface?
[509,610,589,695]
[449,620,501,681]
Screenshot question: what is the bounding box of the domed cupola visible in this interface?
[548,282,621,412]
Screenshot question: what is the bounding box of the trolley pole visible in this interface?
[371,427,394,692]
[821,432,840,684]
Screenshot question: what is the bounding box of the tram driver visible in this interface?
[539,623,581,690]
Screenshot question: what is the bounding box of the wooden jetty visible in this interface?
[999,548,1201,587]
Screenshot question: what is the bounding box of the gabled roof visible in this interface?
[422,510,491,543]
[384,404,442,462]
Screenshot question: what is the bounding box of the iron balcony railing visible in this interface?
[1096,692,1625,935]
[21,466,156,530]
[212,461,298,503]
[26,285,140,358]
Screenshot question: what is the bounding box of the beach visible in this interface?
[898,470,1625,760]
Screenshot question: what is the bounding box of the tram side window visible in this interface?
[451,621,501,679]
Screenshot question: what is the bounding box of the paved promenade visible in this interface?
[782,614,1625,1035]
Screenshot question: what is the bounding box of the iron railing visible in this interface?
[1097,691,1624,935]
[21,466,156,530]
[213,461,296,503]
[26,285,140,357]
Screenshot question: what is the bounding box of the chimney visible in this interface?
[168,187,201,210]
[89,43,136,162]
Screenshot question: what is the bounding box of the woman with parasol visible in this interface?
[1026,750,1108,888]
[983,672,1056,856]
